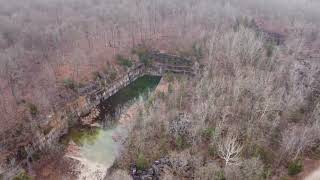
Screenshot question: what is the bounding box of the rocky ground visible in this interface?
[33,154,78,180]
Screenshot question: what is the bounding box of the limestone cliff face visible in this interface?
[0,95,89,178]
[37,96,92,148]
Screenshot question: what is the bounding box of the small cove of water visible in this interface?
[64,75,161,179]
[78,128,118,165]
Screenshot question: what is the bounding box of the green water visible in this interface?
[79,128,118,165]
[105,75,162,108]
[65,75,161,166]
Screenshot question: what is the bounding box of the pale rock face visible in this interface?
[305,166,320,180]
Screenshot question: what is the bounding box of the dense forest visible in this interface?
[0,0,319,179]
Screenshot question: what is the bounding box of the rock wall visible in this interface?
[80,52,195,117]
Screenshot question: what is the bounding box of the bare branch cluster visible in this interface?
[218,135,243,166]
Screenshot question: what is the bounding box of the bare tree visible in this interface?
[281,124,320,160]
[218,135,243,166]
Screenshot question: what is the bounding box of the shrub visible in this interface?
[132,45,149,58]
[43,126,53,135]
[13,171,33,180]
[175,135,189,150]
[252,145,275,166]
[109,71,117,81]
[92,71,101,80]
[17,99,26,105]
[241,158,265,180]
[28,103,38,116]
[208,145,217,157]
[262,167,272,180]
[63,79,76,90]
[177,43,203,60]
[311,145,320,159]
[102,66,117,82]
[280,176,290,180]
[192,43,203,60]
[288,160,303,176]
[136,153,148,170]
[31,152,40,161]
[288,108,305,123]
[140,56,153,66]
[77,82,85,88]
[195,163,225,180]
[168,83,173,94]
[201,127,215,141]
[116,54,133,68]
[215,171,226,180]
[17,148,28,160]
[164,73,174,82]
[156,91,166,100]
[233,16,257,32]
[264,41,275,58]
[132,46,152,66]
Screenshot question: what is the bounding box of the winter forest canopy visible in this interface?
[0,0,320,179]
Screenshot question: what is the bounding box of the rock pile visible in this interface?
[131,157,172,180]
[80,108,100,126]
